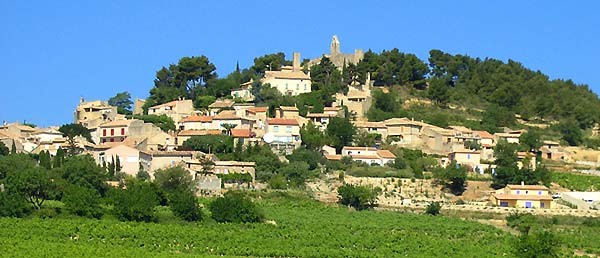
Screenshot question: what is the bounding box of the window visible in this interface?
[304,84,307,90]
[110,129,114,136]
[285,83,288,90]
[467,154,471,160]
[516,190,520,195]
[273,125,279,132]
[103,129,106,136]
[540,202,545,208]
[121,128,125,135]
[286,126,292,133]
[538,191,542,195]
[296,84,299,90]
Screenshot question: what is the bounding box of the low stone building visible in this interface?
[139,150,197,176]
[74,99,118,129]
[148,98,194,123]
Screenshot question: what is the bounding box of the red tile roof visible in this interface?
[231,129,252,138]
[178,129,222,136]
[376,150,396,159]
[267,118,298,126]
[474,130,494,139]
[247,107,268,113]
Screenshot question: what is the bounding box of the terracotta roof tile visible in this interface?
[376,150,396,159]
[267,118,298,126]
[181,116,213,123]
[231,129,252,138]
[178,129,222,136]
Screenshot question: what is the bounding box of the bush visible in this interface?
[169,189,202,222]
[153,166,195,194]
[337,184,380,210]
[267,174,287,190]
[209,191,264,223]
[63,185,103,219]
[512,231,560,258]
[0,191,31,218]
[425,202,441,216]
[113,180,159,222]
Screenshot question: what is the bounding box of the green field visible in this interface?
[0,192,516,257]
[2,192,600,257]
[552,171,600,191]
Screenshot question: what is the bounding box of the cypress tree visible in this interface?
[53,148,65,168]
[10,140,17,154]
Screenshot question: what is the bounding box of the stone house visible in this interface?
[231,80,255,101]
[148,98,194,123]
[332,146,396,166]
[354,121,388,140]
[139,150,197,176]
[208,99,235,116]
[175,129,221,146]
[245,107,268,133]
[92,143,140,176]
[448,150,482,170]
[540,140,565,161]
[74,99,118,129]
[491,184,552,209]
[178,115,214,131]
[384,118,428,147]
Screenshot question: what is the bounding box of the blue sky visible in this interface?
[1,1,598,127]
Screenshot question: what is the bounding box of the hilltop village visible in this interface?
[3,35,600,215]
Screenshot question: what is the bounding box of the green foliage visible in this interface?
[209,191,264,223]
[337,184,381,210]
[346,165,414,178]
[241,143,282,181]
[113,180,159,222]
[217,173,253,184]
[480,105,515,133]
[251,52,290,75]
[183,135,233,154]
[519,130,542,151]
[433,161,467,195]
[131,114,176,132]
[427,77,450,105]
[53,148,65,168]
[300,121,328,150]
[513,231,560,258]
[286,147,321,170]
[310,56,345,96]
[38,150,52,169]
[63,185,103,219]
[59,123,93,155]
[425,202,441,216]
[267,174,287,189]
[552,172,600,191]
[0,153,37,180]
[193,95,216,110]
[153,166,195,194]
[326,117,356,153]
[557,119,583,146]
[278,161,312,188]
[356,49,429,87]
[5,167,55,210]
[108,92,133,115]
[10,141,16,154]
[353,129,381,147]
[0,142,8,157]
[0,191,31,217]
[169,189,202,222]
[57,155,108,196]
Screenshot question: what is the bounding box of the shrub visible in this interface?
[209,191,264,223]
[512,230,560,258]
[0,191,31,218]
[113,180,159,222]
[337,184,380,210]
[63,185,103,219]
[425,202,441,216]
[169,189,202,222]
[267,174,287,190]
[153,166,195,194]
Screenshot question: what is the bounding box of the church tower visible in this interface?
[330,35,340,56]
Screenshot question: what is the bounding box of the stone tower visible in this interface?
[330,35,340,55]
[292,52,301,71]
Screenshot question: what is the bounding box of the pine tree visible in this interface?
[53,148,65,168]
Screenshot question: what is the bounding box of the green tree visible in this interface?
[209,191,264,223]
[519,131,542,152]
[278,161,312,187]
[337,184,381,210]
[425,202,442,216]
[183,135,233,154]
[513,231,560,258]
[0,154,37,180]
[433,161,467,195]
[10,141,17,154]
[300,121,328,150]
[108,92,133,115]
[558,119,583,146]
[251,52,290,75]
[153,166,195,194]
[0,142,8,157]
[132,114,176,132]
[53,148,65,168]
[169,188,202,222]
[326,117,356,153]
[5,167,55,210]
[193,95,216,110]
[59,123,93,155]
[113,179,159,222]
[311,56,344,95]
[427,78,450,106]
[63,185,103,219]
[39,150,52,169]
[0,191,31,217]
[480,105,515,133]
[354,129,381,147]
[57,155,108,196]
[286,147,321,170]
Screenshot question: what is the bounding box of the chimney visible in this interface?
[521,181,525,186]
[293,52,301,71]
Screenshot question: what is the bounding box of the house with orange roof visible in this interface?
[264,118,301,154]
[91,143,141,176]
[175,129,222,146]
[179,115,214,131]
[245,106,268,131]
[491,183,552,208]
[148,98,194,123]
[208,99,235,115]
